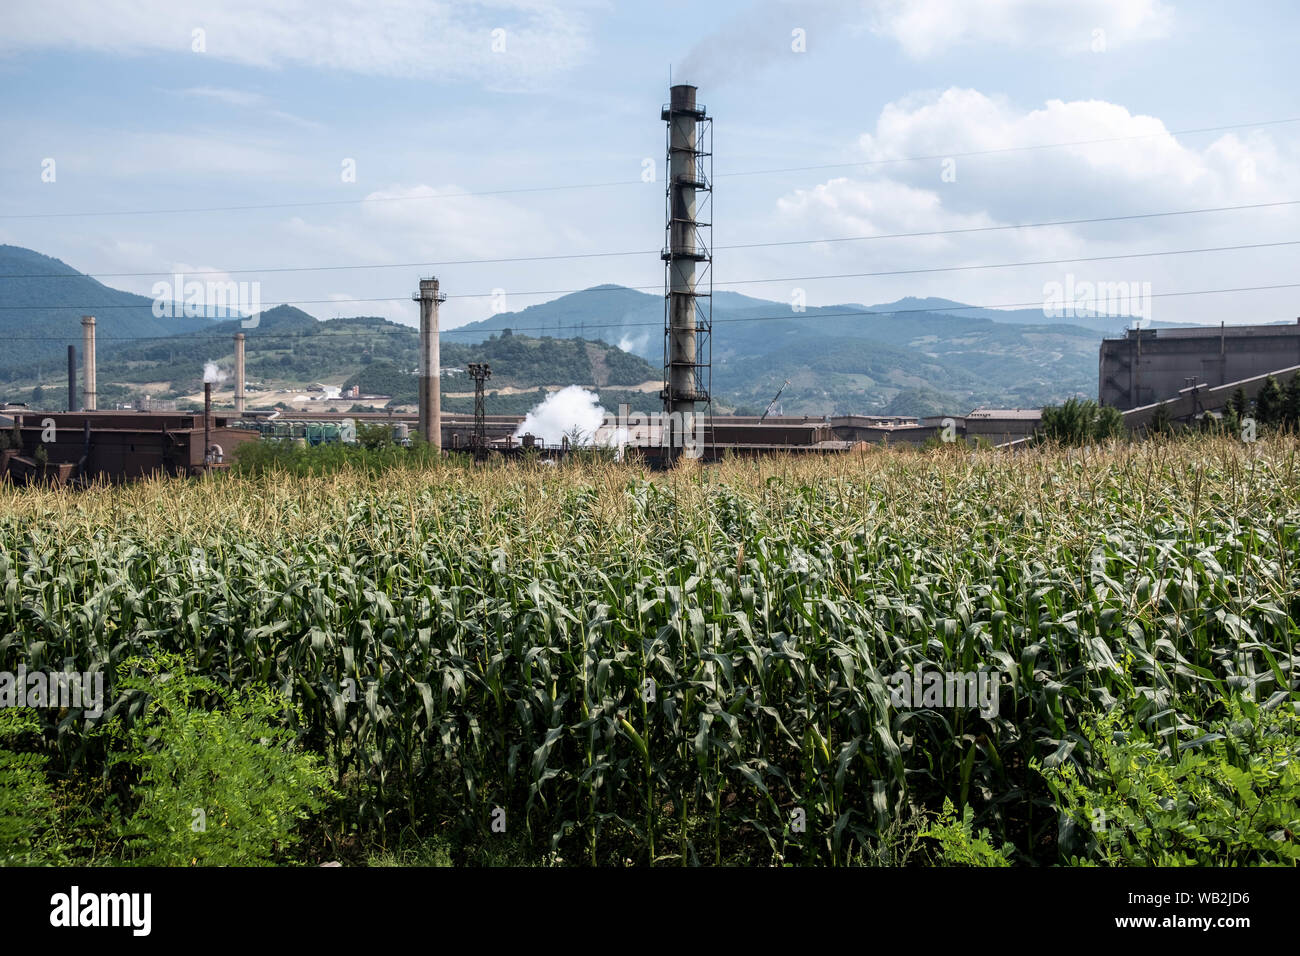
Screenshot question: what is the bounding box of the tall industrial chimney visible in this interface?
[233,332,246,415]
[413,278,446,450]
[67,345,78,411]
[661,85,712,460]
[81,315,97,411]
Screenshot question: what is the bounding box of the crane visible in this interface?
[760,379,791,422]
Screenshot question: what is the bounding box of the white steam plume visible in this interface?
[514,385,610,446]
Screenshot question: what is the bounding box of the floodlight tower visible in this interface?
[467,362,491,462]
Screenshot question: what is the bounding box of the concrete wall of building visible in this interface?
[831,414,980,446]
[1100,322,1300,410]
[1121,363,1300,433]
[964,415,1040,444]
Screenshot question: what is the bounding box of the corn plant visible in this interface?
[0,435,1296,864]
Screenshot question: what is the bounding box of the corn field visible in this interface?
[2,436,1297,864]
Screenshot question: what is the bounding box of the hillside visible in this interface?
[451,285,1107,413]
[0,245,227,378]
[341,332,660,406]
[0,280,661,413]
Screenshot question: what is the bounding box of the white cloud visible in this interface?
[357,183,561,260]
[95,130,301,180]
[173,86,324,129]
[856,89,1293,217]
[870,0,1174,57]
[755,89,1300,322]
[0,0,592,83]
[677,0,1174,87]
[272,182,579,326]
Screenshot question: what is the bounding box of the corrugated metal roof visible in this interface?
[966,408,1042,420]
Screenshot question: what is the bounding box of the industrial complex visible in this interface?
[3,84,1297,485]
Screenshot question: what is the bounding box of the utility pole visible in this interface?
[467,362,491,462]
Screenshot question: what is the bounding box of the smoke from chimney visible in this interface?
[203,362,228,384]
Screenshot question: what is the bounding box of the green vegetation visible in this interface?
[105,655,333,866]
[922,799,1015,866]
[1,438,1297,865]
[231,432,447,477]
[1039,694,1300,866]
[1038,397,1124,444]
[883,386,959,419]
[0,710,62,865]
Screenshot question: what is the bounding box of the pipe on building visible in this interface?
[414,278,445,450]
[234,332,246,415]
[81,315,97,411]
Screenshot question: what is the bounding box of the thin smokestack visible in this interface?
[204,382,211,467]
[81,315,97,411]
[67,344,77,411]
[413,278,445,450]
[233,333,246,415]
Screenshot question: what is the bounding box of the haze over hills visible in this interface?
[0,245,238,378]
[0,243,1222,416]
[449,285,1111,413]
[0,298,660,416]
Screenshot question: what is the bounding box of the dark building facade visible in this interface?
[1099,321,1300,410]
[1,411,257,484]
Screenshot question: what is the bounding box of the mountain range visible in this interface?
[0,243,1200,416]
[448,285,1131,414]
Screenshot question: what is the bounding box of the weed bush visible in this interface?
[105,655,333,866]
[0,710,61,865]
[1038,695,1300,866]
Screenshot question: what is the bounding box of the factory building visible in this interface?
[0,410,258,485]
[1099,321,1300,410]
[963,408,1042,444]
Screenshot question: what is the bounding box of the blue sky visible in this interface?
[1,0,1297,330]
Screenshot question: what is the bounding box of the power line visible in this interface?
[718,117,1300,178]
[2,117,1297,222]
[3,198,1297,281]
[721,200,1300,251]
[4,237,1296,312]
[3,281,1297,342]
